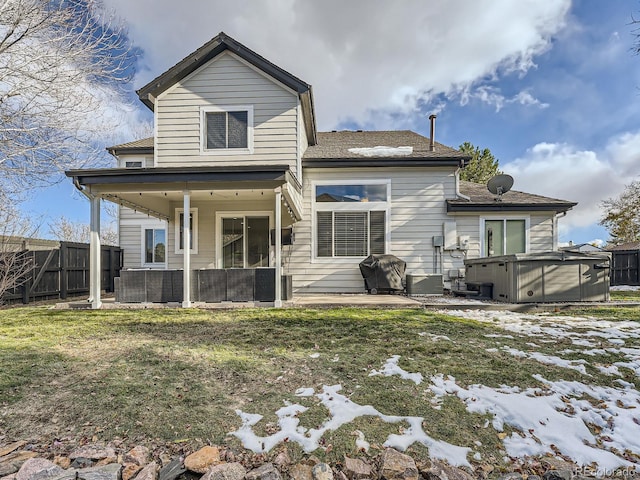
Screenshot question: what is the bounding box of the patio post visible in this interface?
[182,190,191,307]
[274,188,282,307]
[89,195,102,309]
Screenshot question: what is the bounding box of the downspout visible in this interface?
[455,168,470,201]
[553,211,567,251]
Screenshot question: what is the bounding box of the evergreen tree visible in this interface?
[458,142,502,184]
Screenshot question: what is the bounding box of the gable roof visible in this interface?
[448,180,576,213]
[302,130,470,167]
[107,137,153,156]
[136,32,317,145]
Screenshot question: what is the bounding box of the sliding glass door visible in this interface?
[222,216,270,268]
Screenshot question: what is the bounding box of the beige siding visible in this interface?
[529,214,555,252]
[155,52,298,168]
[120,199,278,270]
[114,154,153,168]
[119,208,167,268]
[285,167,459,293]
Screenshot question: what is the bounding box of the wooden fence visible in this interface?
[2,242,122,304]
[610,249,640,286]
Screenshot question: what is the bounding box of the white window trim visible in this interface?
[175,208,199,255]
[200,105,254,155]
[311,180,391,263]
[215,211,274,269]
[479,215,530,257]
[139,220,168,269]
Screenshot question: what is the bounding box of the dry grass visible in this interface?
[0,306,636,466]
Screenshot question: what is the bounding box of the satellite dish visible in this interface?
[487,174,514,201]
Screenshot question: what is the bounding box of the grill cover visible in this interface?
[359,254,406,293]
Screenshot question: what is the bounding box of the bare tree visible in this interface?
[0,0,135,197]
[49,214,118,246]
[0,198,39,301]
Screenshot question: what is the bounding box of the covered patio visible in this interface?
[65,165,303,309]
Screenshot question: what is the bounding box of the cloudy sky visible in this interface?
[29,0,640,245]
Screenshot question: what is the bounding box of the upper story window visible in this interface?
[314,181,390,260]
[200,105,253,154]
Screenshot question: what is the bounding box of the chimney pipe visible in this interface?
[429,114,436,152]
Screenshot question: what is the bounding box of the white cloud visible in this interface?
[101,0,571,129]
[503,131,640,232]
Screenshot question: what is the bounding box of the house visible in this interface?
[65,32,576,308]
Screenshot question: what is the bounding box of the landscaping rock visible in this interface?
[0,452,39,475]
[158,459,185,480]
[16,458,64,480]
[2,474,17,480]
[124,447,150,467]
[246,463,282,480]
[289,464,313,480]
[272,450,290,467]
[52,458,70,470]
[542,471,572,480]
[343,457,371,480]
[201,463,246,480]
[0,443,27,458]
[378,449,418,480]
[122,464,142,480]
[69,447,116,462]
[70,458,95,469]
[134,462,158,480]
[50,464,122,480]
[497,474,523,480]
[312,463,333,480]
[0,463,19,477]
[423,460,474,480]
[184,447,220,474]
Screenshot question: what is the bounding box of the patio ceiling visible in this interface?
[65,165,302,221]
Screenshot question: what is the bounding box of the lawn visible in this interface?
[0,306,638,473]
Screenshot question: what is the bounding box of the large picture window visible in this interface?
[314,182,389,259]
[201,106,253,153]
[483,219,526,256]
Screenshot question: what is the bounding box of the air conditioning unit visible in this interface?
[406,274,443,295]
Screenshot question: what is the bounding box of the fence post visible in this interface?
[60,243,68,300]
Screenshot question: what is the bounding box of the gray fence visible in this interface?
[2,242,122,304]
[610,250,640,286]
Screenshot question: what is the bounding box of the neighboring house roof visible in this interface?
[135,31,317,145]
[607,241,640,251]
[302,130,470,167]
[559,243,604,252]
[448,180,576,213]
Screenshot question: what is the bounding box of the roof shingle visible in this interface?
[303,130,467,160]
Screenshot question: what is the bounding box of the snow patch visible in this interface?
[369,355,424,384]
[231,384,470,466]
[348,146,413,157]
[429,374,638,469]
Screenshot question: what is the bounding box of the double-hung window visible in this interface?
[483,218,527,256]
[201,105,253,153]
[314,182,389,259]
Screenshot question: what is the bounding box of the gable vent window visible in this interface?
[201,106,253,154]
